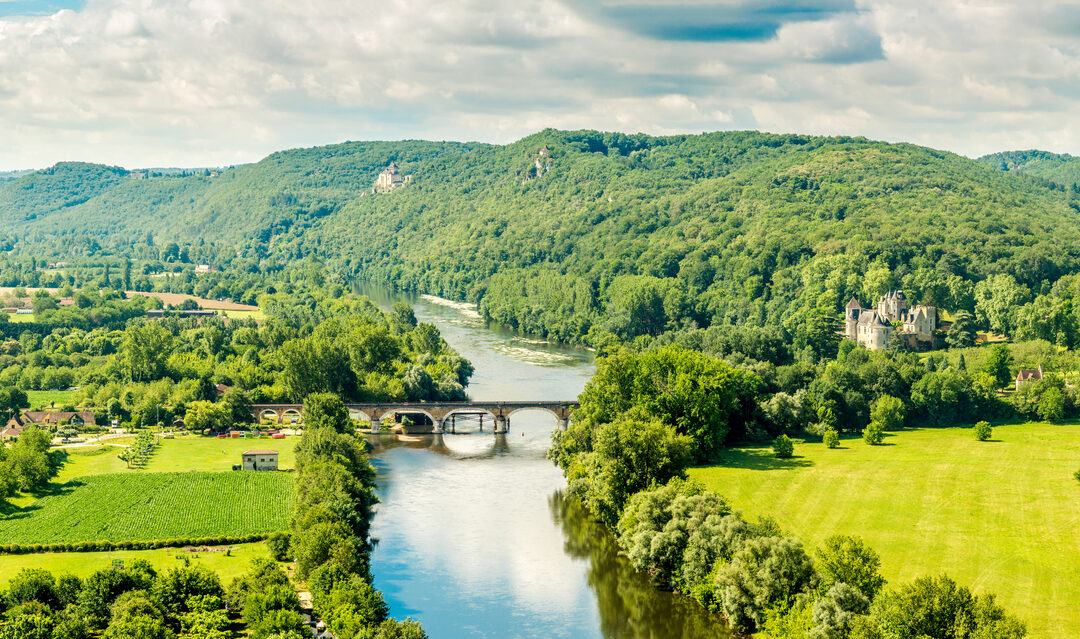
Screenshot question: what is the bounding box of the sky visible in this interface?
[0,0,1079,170]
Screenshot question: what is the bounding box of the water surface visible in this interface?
[357,283,730,638]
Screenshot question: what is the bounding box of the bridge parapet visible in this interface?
[250,400,578,433]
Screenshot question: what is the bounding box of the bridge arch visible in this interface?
[506,406,571,431]
[257,408,280,424]
[281,408,302,425]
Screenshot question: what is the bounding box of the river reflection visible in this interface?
[356,281,730,638]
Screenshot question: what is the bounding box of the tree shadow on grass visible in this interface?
[0,479,84,520]
[713,446,815,471]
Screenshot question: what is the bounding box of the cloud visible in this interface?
[0,0,1077,169]
[566,0,860,42]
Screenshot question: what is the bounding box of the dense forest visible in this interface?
[4,130,1080,343]
[979,149,1080,189]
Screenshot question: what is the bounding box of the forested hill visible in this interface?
[979,149,1080,189]
[4,130,1080,343]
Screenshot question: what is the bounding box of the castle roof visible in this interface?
[881,290,907,301]
[857,311,892,328]
[846,297,862,310]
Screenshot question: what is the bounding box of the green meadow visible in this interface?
[689,422,1080,639]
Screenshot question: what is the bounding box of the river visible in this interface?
[355,282,731,639]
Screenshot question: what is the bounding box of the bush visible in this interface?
[773,435,794,459]
[823,429,840,449]
[266,532,291,562]
[973,421,992,441]
[863,421,884,446]
[1074,468,1080,482]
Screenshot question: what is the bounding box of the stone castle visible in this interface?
[373,162,412,193]
[845,290,938,350]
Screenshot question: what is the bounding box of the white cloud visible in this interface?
[0,0,1078,169]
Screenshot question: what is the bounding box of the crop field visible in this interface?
[0,472,295,544]
[688,422,1080,639]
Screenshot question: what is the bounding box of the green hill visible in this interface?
[979,149,1080,189]
[4,130,1080,342]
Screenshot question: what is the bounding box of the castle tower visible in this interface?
[845,297,862,341]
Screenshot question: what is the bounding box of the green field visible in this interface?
[26,389,77,408]
[0,542,273,584]
[6,313,34,323]
[223,309,266,321]
[141,436,299,472]
[689,422,1080,639]
[0,472,295,544]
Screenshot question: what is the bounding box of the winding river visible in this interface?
[356,283,731,639]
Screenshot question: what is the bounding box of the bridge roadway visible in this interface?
[250,400,578,434]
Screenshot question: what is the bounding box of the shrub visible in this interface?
[773,435,794,459]
[863,421,884,446]
[823,429,840,449]
[266,532,291,562]
[1074,468,1080,482]
[973,421,992,441]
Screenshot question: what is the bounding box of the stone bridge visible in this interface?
[250,401,578,434]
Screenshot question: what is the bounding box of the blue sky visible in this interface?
[0,0,1077,170]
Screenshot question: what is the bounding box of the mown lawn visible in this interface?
[141,436,299,472]
[0,542,274,584]
[688,422,1080,639]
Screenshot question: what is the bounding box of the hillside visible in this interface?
[4,130,1080,342]
[979,149,1080,189]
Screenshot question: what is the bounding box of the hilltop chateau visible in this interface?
[845,290,938,350]
[373,162,411,193]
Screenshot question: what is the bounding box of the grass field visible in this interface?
[141,436,299,472]
[688,422,1080,639]
[223,309,267,321]
[26,389,78,408]
[0,542,273,584]
[0,472,295,544]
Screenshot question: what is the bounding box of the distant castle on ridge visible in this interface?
[373,162,412,193]
[845,290,938,350]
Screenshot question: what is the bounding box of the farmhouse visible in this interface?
[242,450,279,471]
[5,411,96,431]
[1,426,23,441]
[844,291,938,351]
[1015,366,1043,391]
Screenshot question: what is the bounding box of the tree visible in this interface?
[390,302,417,330]
[184,401,231,433]
[815,535,885,601]
[773,434,794,459]
[267,532,291,561]
[869,395,905,431]
[973,420,992,441]
[1037,386,1065,422]
[945,310,978,348]
[302,394,353,434]
[863,421,884,446]
[120,323,175,382]
[823,429,840,449]
[4,427,53,492]
[857,575,1026,639]
[980,344,1014,390]
[220,388,254,425]
[957,353,967,370]
[152,565,223,618]
[974,274,1030,336]
[6,568,58,608]
[579,409,693,527]
[716,536,817,633]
